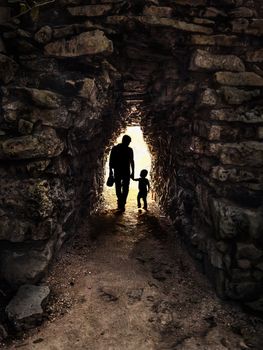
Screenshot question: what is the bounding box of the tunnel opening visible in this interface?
[103,124,152,212]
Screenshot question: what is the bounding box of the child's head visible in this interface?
[140,169,148,178]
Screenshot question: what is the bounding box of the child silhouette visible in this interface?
[134,169,150,210]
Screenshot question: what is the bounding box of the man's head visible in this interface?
[122,135,131,146]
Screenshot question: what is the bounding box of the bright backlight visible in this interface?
[104,126,152,210]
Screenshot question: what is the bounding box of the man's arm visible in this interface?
[130,148,134,179]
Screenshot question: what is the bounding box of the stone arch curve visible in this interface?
[0,0,263,310]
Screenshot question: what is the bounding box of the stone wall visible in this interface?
[0,0,262,310]
[138,0,263,310]
[0,1,124,287]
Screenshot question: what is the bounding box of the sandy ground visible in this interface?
[2,190,263,350]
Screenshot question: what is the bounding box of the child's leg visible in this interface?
[137,193,141,208]
[143,195,147,210]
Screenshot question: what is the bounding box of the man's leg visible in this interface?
[114,175,122,209]
[122,175,130,207]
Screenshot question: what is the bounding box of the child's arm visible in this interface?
[133,178,139,181]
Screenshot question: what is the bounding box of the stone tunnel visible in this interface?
[0,0,263,312]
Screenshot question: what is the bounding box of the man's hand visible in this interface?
[130,173,134,180]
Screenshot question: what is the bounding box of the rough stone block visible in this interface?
[3,99,72,129]
[0,179,55,221]
[233,19,263,36]
[250,19,263,35]
[190,49,245,72]
[199,88,218,106]
[211,198,249,239]
[6,285,50,330]
[0,54,18,84]
[68,5,112,17]
[207,239,224,269]
[195,184,213,226]
[18,119,34,135]
[53,25,76,39]
[0,325,8,341]
[45,30,113,57]
[191,34,246,46]
[0,127,64,159]
[194,120,241,141]
[220,86,260,105]
[229,7,255,18]
[210,107,263,123]
[193,18,215,25]
[232,18,249,32]
[220,141,263,167]
[0,216,55,242]
[107,16,213,34]
[246,48,263,62]
[0,241,54,287]
[211,197,263,241]
[78,78,98,103]
[143,6,173,18]
[136,16,213,34]
[34,26,53,44]
[17,87,62,109]
[215,72,263,86]
[202,7,227,18]
[211,166,262,183]
[237,243,262,260]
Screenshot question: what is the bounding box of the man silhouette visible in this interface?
[109,135,134,211]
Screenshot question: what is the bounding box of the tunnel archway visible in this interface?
[0,0,263,311]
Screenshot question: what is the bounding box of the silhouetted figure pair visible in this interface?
[109,135,134,211]
[109,134,150,211]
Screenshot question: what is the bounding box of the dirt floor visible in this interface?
[2,190,263,350]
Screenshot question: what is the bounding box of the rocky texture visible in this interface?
[215,72,263,86]
[68,5,112,17]
[5,285,50,330]
[220,86,261,104]
[143,6,173,18]
[0,325,8,341]
[246,48,263,62]
[190,50,245,72]
[0,127,64,159]
[45,31,113,57]
[0,0,262,312]
[0,54,18,84]
[34,26,53,44]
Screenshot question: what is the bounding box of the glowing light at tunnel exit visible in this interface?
[104,126,152,210]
